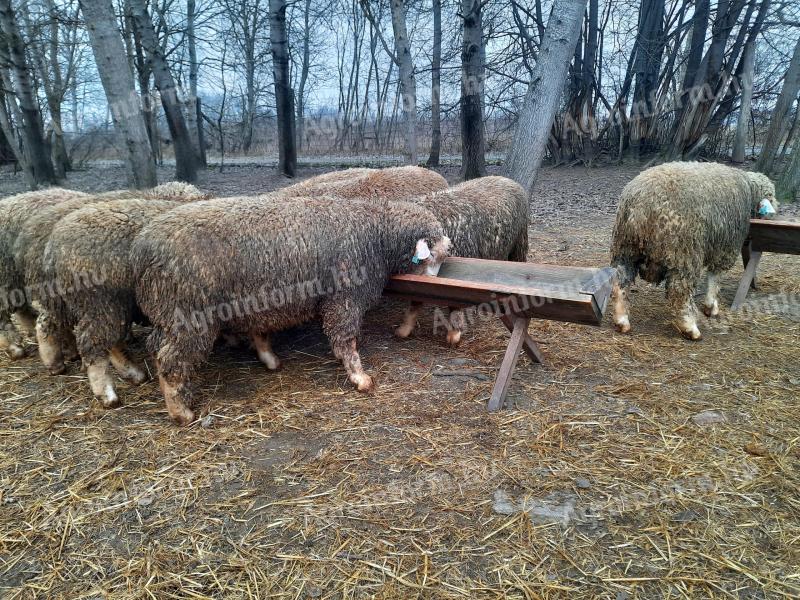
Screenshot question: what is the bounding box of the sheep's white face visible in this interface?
[411,236,451,276]
[748,173,779,216]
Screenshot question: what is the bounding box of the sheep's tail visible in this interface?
[508,228,529,262]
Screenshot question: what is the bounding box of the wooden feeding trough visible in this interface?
[385,257,615,411]
[732,219,800,310]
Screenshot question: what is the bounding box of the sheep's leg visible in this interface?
[153,322,217,425]
[666,273,702,341]
[611,263,635,334]
[158,374,195,425]
[75,302,131,406]
[61,331,80,363]
[15,306,36,336]
[332,337,374,392]
[252,332,281,370]
[0,309,25,360]
[109,344,147,384]
[35,311,68,374]
[321,298,373,392]
[86,358,120,408]
[702,272,721,318]
[394,302,422,338]
[446,308,466,347]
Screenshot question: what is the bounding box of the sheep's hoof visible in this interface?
[48,364,67,376]
[123,368,147,385]
[446,330,462,347]
[99,386,121,409]
[614,316,631,334]
[394,324,413,339]
[351,373,374,393]
[702,302,719,318]
[169,405,195,426]
[8,344,26,360]
[680,328,702,341]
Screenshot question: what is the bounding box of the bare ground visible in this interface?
[1,163,799,598]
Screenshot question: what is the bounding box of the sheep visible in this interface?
[130,195,451,424]
[271,166,448,201]
[610,162,777,340]
[37,183,209,406]
[392,176,529,345]
[4,183,207,362]
[0,188,89,358]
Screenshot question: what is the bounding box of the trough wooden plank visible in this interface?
[749,219,800,255]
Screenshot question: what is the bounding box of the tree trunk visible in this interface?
[628,0,665,159]
[186,0,206,166]
[79,0,156,188]
[129,0,197,183]
[296,0,311,151]
[460,0,486,179]
[505,0,587,197]
[778,129,800,202]
[426,0,441,167]
[732,39,755,163]
[0,0,56,186]
[269,0,297,177]
[755,36,800,175]
[390,0,417,165]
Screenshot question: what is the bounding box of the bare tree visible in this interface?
[389,0,417,164]
[461,0,486,179]
[755,35,800,174]
[732,39,755,162]
[505,0,587,196]
[128,0,198,182]
[0,0,56,186]
[79,0,156,188]
[186,0,206,166]
[269,0,297,176]
[427,0,441,167]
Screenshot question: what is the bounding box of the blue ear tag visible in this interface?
[412,255,421,264]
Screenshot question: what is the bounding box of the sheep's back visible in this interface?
[417,176,527,259]
[45,199,180,293]
[611,162,754,275]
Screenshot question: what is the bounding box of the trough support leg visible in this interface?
[741,241,757,290]
[732,250,763,311]
[500,314,545,365]
[488,317,532,412]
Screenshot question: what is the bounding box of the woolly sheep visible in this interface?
[37,184,209,406]
[271,166,448,200]
[393,176,529,345]
[610,162,777,340]
[0,188,89,358]
[130,196,451,424]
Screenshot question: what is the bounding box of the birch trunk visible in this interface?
[732,40,755,163]
[79,0,156,188]
[0,0,56,185]
[505,0,587,197]
[390,0,417,165]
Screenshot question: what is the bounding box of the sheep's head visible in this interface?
[410,236,451,276]
[745,172,778,217]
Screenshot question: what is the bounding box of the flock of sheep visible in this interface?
[0,161,777,424]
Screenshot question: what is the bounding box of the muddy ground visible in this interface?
[0,162,798,598]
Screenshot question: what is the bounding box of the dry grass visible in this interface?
[1,167,799,599]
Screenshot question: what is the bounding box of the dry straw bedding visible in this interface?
[0,168,799,599]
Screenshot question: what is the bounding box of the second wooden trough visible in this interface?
[386,257,615,411]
